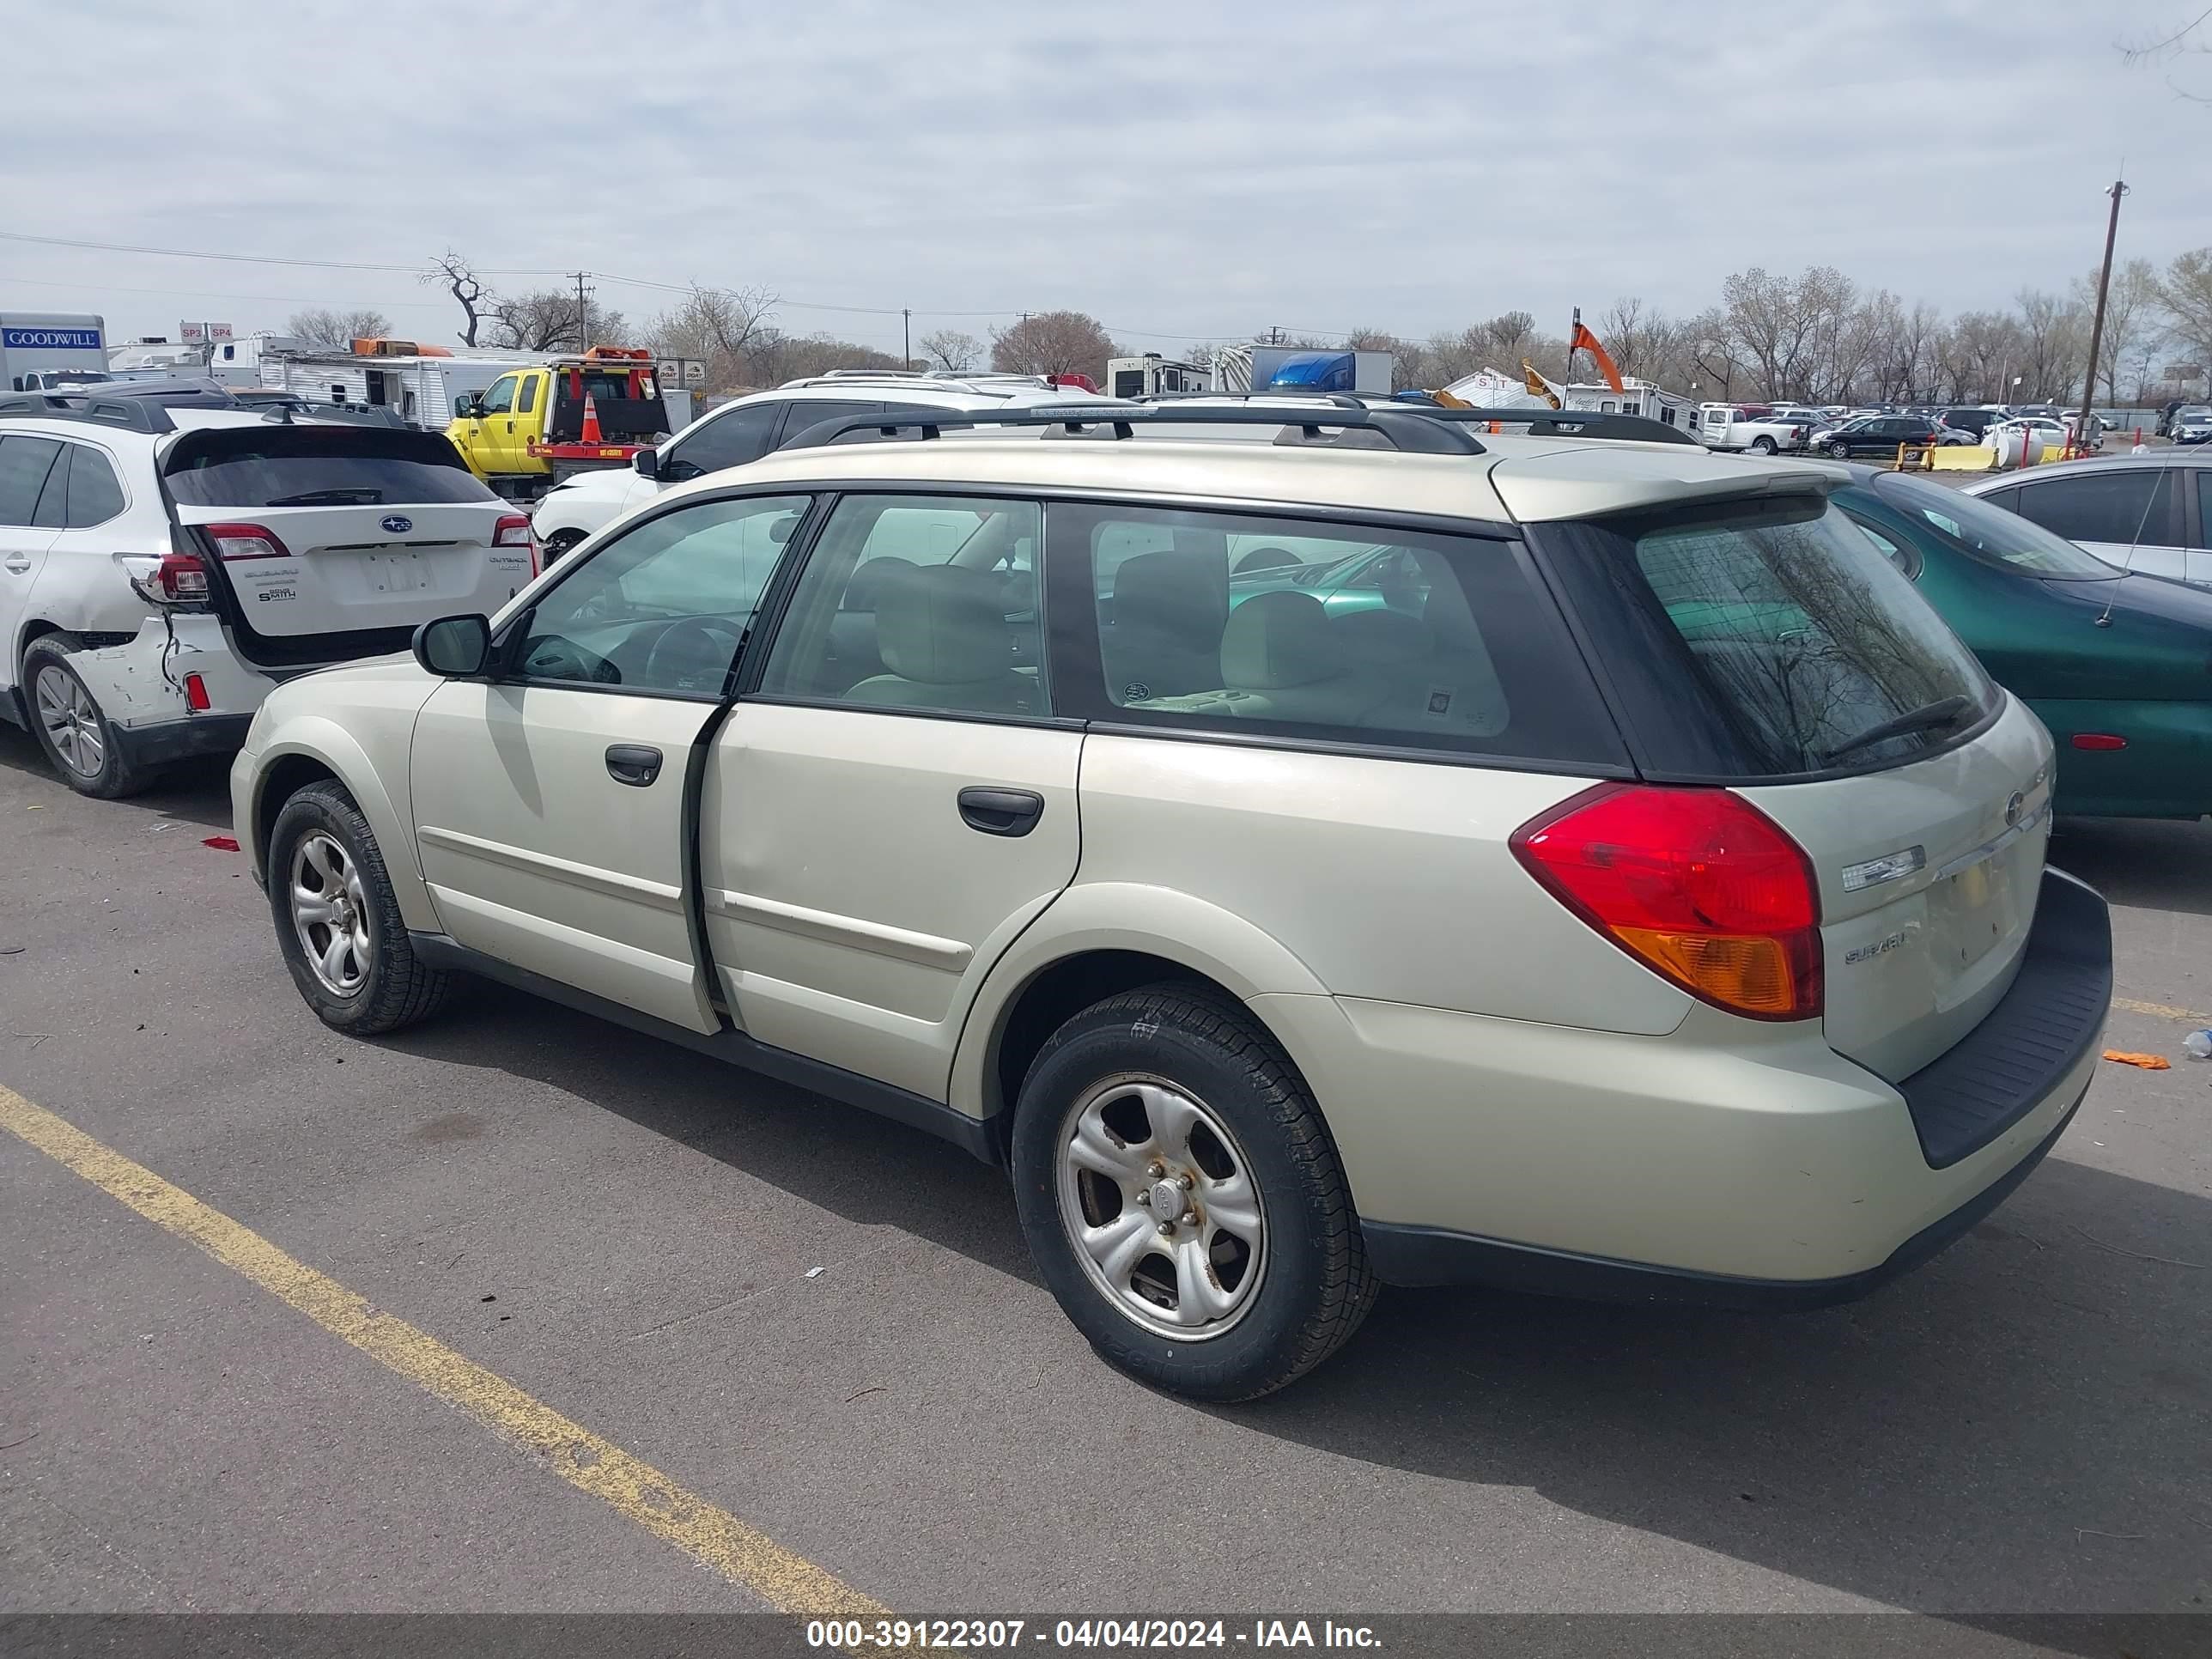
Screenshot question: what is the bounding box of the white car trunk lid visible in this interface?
[174,500,525,638]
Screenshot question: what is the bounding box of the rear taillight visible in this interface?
[134,550,211,605]
[1510,784,1823,1021]
[204,522,292,562]
[494,514,538,575]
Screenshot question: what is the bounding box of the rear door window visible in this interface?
[0,435,63,526]
[2013,469,2177,545]
[1531,496,1995,780]
[1046,501,1625,765]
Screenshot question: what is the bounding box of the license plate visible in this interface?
[362,549,428,593]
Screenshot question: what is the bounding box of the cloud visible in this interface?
[3,1,2203,353]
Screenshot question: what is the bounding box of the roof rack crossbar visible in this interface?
[781,402,1491,456]
[0,392,177,434]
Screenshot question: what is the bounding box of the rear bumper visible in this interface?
[111,712,254,769]
[1363,1087,2087,1306]
[1261,871,2111,1296]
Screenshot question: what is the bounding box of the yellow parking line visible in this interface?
[0,1084,899,1632]
[2113,995,2210,1025]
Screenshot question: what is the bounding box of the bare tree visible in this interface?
[422,252,491,348]
[2012,288,2089,401]
[989,311,1116,379]
[285,307,392,350]
[917,328,983,374]
[1593,297,1692,385]
[2154,246,2212,374]
[2072,258,2162,403]
[755,332,903,382]
[647,284,780,388]
[489,289,627,352]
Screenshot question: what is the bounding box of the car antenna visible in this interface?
[2094,469,2166,629]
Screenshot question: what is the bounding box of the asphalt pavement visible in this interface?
[2,725,2208,1629]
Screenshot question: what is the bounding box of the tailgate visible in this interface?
[162,422,528,642]
[181,501,525,637]
[1740,697,2054,1081]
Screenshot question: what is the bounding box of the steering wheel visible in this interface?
[641,617,744,693]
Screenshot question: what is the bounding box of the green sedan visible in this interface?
[1833,468,2212,819]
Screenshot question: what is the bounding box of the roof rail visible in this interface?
[1136,391,1370,410]
[0,392,177,434]
[1417,405,1703,447]
[779,402,1491,455]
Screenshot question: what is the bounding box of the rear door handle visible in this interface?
[3,556,30,574]
[957,786,1044,837]
[605,743,663,787]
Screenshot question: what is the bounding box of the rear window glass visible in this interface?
[1048,502,1625,766]
[1869,473,2118,578]
[164,429,496,508]
[1532,497,1995,781]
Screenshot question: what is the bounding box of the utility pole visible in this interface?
[2075,178,2129,450]
[902,307,911,368]
[568,270,592,351]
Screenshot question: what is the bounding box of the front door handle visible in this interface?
[3,556,30,574]
[605,743,663,787]
[957,786,1044,837]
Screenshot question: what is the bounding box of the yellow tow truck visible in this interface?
[445,347,672,501]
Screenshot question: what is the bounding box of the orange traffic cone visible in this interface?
[579,392,604,445]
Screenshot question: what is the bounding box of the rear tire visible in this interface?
[1010,985,1376,1401]
[1750,435,1777,455]
[22,634,153,799]
[267,780,450,1036]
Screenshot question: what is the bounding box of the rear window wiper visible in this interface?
[1821,694,1974,764]
[264,488,385,506]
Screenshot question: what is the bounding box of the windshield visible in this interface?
[1871,472,2119,579]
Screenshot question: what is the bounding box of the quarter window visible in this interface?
[509,494,811,696]
[64,445,126,526]
[757,495,1044,717]
[1050,502,1622,763]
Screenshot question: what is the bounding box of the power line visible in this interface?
[0,228,1362,342]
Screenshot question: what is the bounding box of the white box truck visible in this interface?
[3,313,110,391]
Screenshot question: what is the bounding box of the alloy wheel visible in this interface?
[33,665,104,778]
[290,831,373,996]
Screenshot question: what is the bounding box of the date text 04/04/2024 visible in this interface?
[804,1620,1382,1649]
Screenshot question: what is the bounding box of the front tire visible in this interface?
[1010,985,1376,1401]
[23,634,152,799]
[1826,440,1851,459]
[267,781,450,1035]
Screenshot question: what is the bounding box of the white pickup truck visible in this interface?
[1695,406,1814,454]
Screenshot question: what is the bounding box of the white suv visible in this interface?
[232,403,2111,1400]
[528,373,1099,561]
[0,390,535,797]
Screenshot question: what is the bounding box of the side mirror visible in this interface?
[455,394,483,418]
[632,447,659,480]
[412,613,491,677]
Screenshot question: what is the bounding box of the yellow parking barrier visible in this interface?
[1928,445,1998,471]
[1891,441,1936,471]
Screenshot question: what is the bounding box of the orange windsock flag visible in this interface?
[1571,323,1626,396]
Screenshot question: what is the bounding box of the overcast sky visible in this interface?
[4,2,2207,356]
